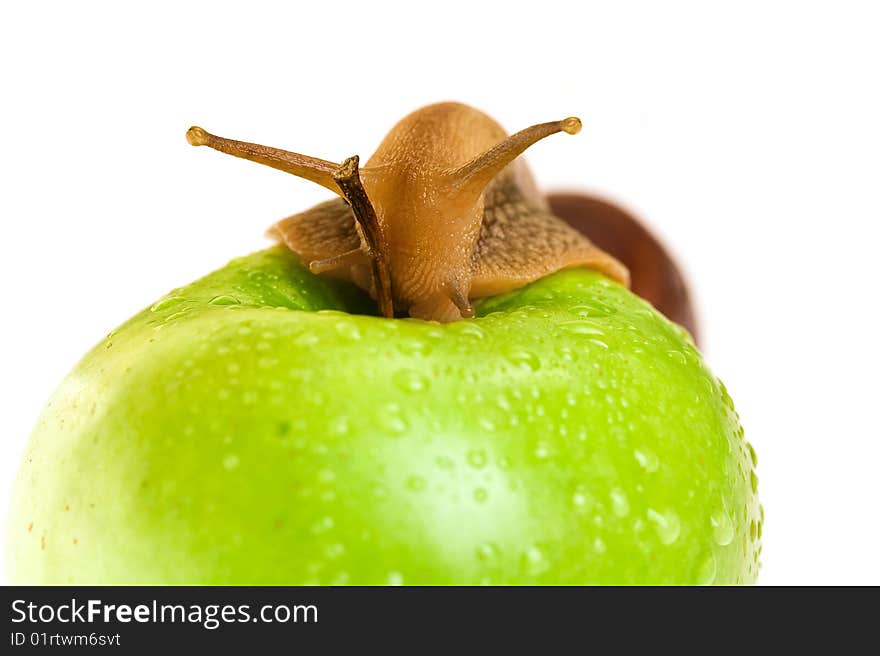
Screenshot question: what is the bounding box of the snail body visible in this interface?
[188,102,627,321]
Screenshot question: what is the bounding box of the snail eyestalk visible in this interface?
[332,156,394,319]
[185,126,342,194]
[450,286,475,319]
[452,117,583,199]
[185,126,210,146]
[561,117,582,135]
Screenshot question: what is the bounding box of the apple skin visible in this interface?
[7,246,761,584]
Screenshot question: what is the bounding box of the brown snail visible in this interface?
[187,102,628,322]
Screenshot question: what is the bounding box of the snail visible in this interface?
[187,102,629,322]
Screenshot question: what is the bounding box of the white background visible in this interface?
[1,1,878,585]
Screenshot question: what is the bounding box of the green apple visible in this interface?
[7,245,761,584]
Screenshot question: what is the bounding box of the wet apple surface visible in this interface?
[7,246,761,584]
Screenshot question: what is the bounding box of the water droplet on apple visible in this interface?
[467,449,488,468]
[522,545,549,576]
[749,519,757,541]
[452,322,485,340]
[634,448,659,472]
[572,485,590,509]
[478,418,496,432]
[560,320,606,336]
[406,475,425,492]
[257,356,278,369]
[387,571,404,585]
[719,380,735,411]
[477,543,498,561]
[382,415,407,435]
[610,487,630,517]
[495,394,512,412]
[164,310,189,323]
[533,442,551,460]
[505,350,541,371]
[392,369,430,394]
[593,538,607,555]
[569,300,615,318]
[209,294,240,306]
[696,552,717,585]
[150,296,185,312]
[750,470,759,494]
[396,338,430,356]
[666,349,687,365]
[647,508,681,545]
[746,442,758,467]
[312,516,334,534]
[380,404,407,435]
[473,487,489,503]
[294,333,319,347]
[325,543,345,559]
[710,510,734,546]
[334,321,362,341]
